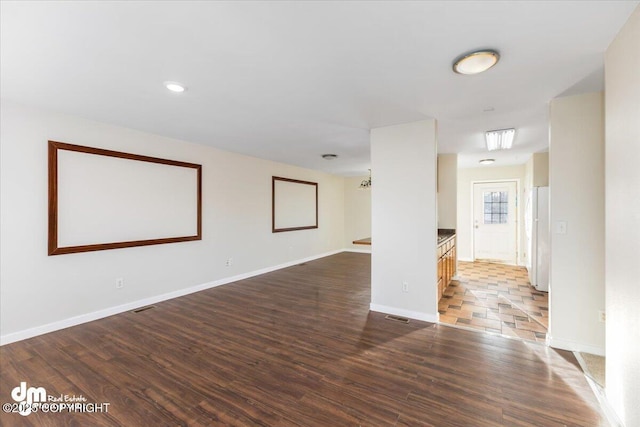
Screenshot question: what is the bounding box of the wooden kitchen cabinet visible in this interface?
[437,234,456,299]
[437,257,444,300]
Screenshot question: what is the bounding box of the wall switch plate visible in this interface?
[116,278,124,289]
[402,281,409,293]
[598,311,606,323]
[225,258,233,267]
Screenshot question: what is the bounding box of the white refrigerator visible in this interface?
[525,187,549,292]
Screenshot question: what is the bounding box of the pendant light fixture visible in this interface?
[358,169,372,189]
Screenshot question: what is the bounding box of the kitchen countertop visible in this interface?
[353,232,454,246]
[352,237,372,245]
[438,229,456,245]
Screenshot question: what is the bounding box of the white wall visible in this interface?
[548,92,605,355]
[605,6,640,426]
[524,152,549,195]
[525,157,533,199]
[532,152,549,187]
[370,120,438,322]
[0,102,345,343]
[437,154,457,229]
[344,175,371,252]
[456,165,527,265]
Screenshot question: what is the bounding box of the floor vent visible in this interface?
[385,315,410,323]
[132,305,156,313]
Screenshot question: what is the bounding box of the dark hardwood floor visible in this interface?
[0,252,606,426]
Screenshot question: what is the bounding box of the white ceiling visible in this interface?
[1,1,637,174]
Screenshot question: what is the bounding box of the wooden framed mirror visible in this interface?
[272,176,318,233]
[48,140,202,255]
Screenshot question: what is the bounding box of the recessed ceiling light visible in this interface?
[321,154,338,160]
[453,50,500,75]
[479,159,496,165]
[164,81,186,93]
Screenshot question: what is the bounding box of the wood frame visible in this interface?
[48,140,202,255]
[272,176,318,233]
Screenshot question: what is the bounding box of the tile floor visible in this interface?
[438,261,549,343]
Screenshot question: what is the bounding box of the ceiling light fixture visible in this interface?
[322,154,338,160]
[164,81,187,93]
[479,159,496,165]
[453,50,500,75]
[485,128,515,151]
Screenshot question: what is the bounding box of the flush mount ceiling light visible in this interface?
[485,128,515,151]
[321,154,338,160]
[479,159,496,165]
[164,81,187,93]
[453,50,500,75]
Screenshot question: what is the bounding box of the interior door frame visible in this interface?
[470,179,521,265]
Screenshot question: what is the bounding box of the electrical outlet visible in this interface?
[402,281,409,293]
[116,278,124,289]
[598,311,606,323]
[225,258,233,267]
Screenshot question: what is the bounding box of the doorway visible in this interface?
[472,181,518,264]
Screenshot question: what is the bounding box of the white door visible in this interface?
[473,181,518,264]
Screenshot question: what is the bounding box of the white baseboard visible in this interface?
[548,335,605,356]
[369,303,438,323]
[588,376,624,427]
[574,352,624,427]
[0,249,343,346]
[458,257,474,262]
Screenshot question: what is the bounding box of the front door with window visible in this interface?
[473,181,517,264]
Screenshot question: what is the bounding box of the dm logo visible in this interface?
[11,382,46,416]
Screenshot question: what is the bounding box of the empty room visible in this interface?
[1,1,639,426]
